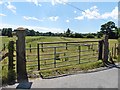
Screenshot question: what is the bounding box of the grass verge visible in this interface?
[39,60,104,78]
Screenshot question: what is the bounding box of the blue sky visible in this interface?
[0,0,118,33]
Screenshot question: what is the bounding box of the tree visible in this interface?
[2,28,13,37]
[100,21,118,39]
[7,28,13,37]
[86,33,95,38]
[74,33,83,38]
[97,32,103,38]
[65,28,71,37]
[35,31,40,36]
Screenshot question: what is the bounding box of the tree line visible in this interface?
[0,21,120,39]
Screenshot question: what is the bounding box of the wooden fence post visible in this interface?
[3,43,5,51]
[54,47,56,68]
[98,40,103,60]
[112,47,114,57]
[66,43,68,50]
[114,43,117,58]
[78,46,81,64]
[37,44,40,70]
[8,41,16,84]
[29,44,32,53]
[103,35,109,63]
[16,27,28,83]
[41,43,44,52]
[8,41,14,70]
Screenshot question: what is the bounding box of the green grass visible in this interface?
[0,36,119,80]
[39,60,104,78]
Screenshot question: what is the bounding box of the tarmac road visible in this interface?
[3,67,119,89]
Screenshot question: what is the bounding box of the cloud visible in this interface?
[0,1,3,4]
[51,0,68,6]
[101,6,118,20]
[74,16,84,20]
[23,16,59,22]
[38,4,42,7]
[49,16,59,21]
[82,6,100,19]
[26,0,42,6]
[66,20,70,23]
[0,13,6,17]
[23,16,43,21]
[74,6,118,21]
[74,10,77,14]
[6,2,16,14]
[0,23,64,33]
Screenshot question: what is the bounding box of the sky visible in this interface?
[0,0,119,33]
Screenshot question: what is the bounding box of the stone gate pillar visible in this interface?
[16,27,28,83]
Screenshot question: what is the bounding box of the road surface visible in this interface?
[2,67,119,89]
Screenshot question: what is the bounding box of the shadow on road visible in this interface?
[16,82,33,89]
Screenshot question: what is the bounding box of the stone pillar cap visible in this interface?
[16,27,26,31]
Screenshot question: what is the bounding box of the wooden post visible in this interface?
[98,40,103,60]
[66,43,68,50]
[41,43,44,52]
[29,44,31,53]
[37,44,40,70]
[8,41,16,84]
[54,47,56,68]
[114,43,117,58]
[91,43,93,50]
[103,35,109,63]
[3,43,5,51]
[78,46,81,64]
[16,27,28,83]
[112,47,114,57]
[88,45,90,50]
[8,41,14,71]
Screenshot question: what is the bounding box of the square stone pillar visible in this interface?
[16,27,28,83]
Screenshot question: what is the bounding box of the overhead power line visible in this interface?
[60,0,107,22]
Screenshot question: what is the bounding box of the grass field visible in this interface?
[0,36,119,84]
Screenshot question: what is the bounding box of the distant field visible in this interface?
[1,36,118,51]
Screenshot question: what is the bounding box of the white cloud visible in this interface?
[23,16,43,21]
[23,16,59,22]
[26,0,42,6]
[6,2,16,14]
[38,4,42,7]
[51,0,68,6]
[74,16,84,20]
[74,6,118,21]
[101,6,118,20]
[74,11,77,14]
[49,16,59,21]
[0,23,64,33]
[82,6,100,19]
[0,13,6,17]
[66,20,70,23]
[0,1,3,4]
